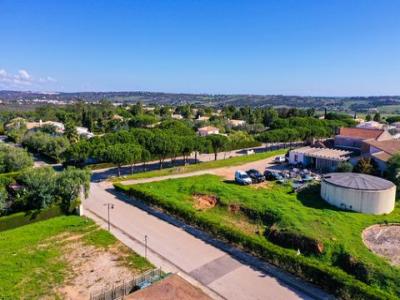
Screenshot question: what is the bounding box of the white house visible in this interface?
[197,126,219,137]
[228,119,246,127]
[76,126,94,138]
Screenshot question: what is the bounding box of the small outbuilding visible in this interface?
[321,173,396,215]
[288,146,352,172]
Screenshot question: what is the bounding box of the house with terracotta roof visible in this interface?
[197,126,219,136]
[363,139,400,173]
[334,127,393,151]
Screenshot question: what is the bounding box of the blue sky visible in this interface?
[1,0,399,96]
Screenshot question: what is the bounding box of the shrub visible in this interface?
[0,200,79,232]
[265,226,325,255]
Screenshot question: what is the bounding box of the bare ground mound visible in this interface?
[193,194,218,210]
[362,224,400,266]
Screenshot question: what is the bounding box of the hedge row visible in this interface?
[114,183,396,300]
[0,200,79,232]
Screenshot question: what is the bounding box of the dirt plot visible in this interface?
[362,224,400,266]
[47,232,143,300]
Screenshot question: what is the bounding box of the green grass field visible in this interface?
[0,216,153,299]
[113,149,287,182]
[116,175,400,299]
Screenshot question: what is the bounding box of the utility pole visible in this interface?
[104,203,114,231]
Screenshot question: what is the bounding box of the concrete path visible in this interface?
[83,181,332,300]
[118,156,280,186]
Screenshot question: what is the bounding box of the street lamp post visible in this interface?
[104,203,114,231]
[144,235,148,258]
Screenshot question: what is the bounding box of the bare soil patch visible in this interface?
[362,224,400,266]
[250,181,273,190]
[228,203,241,213]
[193,194,218,210]
[54,233,138,300]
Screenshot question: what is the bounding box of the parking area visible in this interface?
[216,154,322,191]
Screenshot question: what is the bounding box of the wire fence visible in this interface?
[89,268,163,300]
[264,141,308,151]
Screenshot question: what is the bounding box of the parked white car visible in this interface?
[235,170,252,185]
[274,155,286,164]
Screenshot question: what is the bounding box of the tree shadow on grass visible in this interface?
[296,184,345,212]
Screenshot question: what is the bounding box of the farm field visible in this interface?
[113,149,287,182]
[116,175,400,299]
[0,216,153,299]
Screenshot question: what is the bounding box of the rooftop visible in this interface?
[337,127,385,140]
[323,172,395,191]
[291,146,352,161]
[198,126,219,132]
[364,139,400,156]
[125,274,211,300]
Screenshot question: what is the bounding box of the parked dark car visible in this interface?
[264,170,285,182]
[246,169,265,183]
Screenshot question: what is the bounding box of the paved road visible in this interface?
[84,180,331,300]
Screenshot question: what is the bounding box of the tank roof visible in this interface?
[323,173,395,191]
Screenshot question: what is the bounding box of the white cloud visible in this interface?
[16,69,31,81]
[0,68,56,89]
[38,76,57,83]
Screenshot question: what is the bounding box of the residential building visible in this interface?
[356,121,384,129]
[362,139,400,173]
[76,126,94,138]
[227,119,246,127]
[288,146,352,172]
[334,127,393,151]
[197,126,219,136]
[26,120,65,133]
[171,114,183,120]
[196,116,210,122]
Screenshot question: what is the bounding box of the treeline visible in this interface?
[0,167,90,216]
[256,115,356,143]
[65,120,259,174]
[22,131,70,162]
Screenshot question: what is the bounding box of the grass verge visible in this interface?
[112,149,287,182]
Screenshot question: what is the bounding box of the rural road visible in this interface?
[85,151,332,300]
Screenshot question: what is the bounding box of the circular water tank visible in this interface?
[320,173,396,215]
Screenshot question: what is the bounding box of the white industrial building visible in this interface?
[288,147,352,172]
[321,173,396,215]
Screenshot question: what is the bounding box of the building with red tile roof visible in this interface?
[334,127,393,151]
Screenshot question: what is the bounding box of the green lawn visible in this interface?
[0,216,153,299]
[116,175,400,299]
[113,149,287,182]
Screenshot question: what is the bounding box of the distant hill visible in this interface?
[1,90,400,112]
